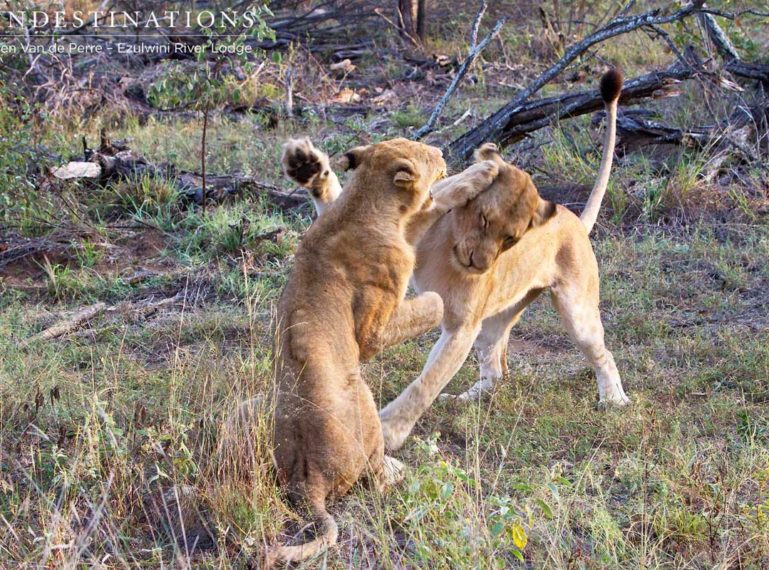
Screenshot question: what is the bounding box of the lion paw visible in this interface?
[382,455,406,487]
[598,390,630,407]
[431,159,499,210]
[281,137,331,190]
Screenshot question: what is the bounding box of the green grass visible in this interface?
[3,220,768,567]
[2,7,769,565]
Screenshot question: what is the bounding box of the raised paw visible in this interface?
[281,137,331,191]
[431,159,499,210]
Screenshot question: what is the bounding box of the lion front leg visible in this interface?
[360,292,444,361]
[281,137,343,215]
[406,160,499,244]
[379,325,480,450]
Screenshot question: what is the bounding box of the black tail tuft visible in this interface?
[599,68,623,103]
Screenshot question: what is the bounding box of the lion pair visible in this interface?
[266,70,627,566]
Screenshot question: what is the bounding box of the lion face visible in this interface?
[448,163,555,274]
[339,138,447,210]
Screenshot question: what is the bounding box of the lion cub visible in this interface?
[268,138,498,565]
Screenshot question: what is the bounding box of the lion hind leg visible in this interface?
[263,497,338,568]
[450,318,515,402]
[550,288,629,406]
[370,455,406,492]
[446,315,518,402]
[447,290,542,402]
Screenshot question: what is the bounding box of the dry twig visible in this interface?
[21,303,107,347]
[413,1,505,139]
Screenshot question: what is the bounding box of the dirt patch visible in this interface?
[0,227,176,294]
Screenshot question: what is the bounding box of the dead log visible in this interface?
[593,106,756,181]
[614,114,715,153]
[176,173,306,209]
[448,52,702,148]
[0,237,70,270]
[51,133,306,211]
[447,1,708,160]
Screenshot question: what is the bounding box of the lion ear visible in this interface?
[520,174,556,228]
[392,159,418,189]
[473,142,500,163]
[530,198,557,228]
[335,145,369,171]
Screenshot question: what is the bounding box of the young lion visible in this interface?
[268,138,498,565]
[284,70,628,452]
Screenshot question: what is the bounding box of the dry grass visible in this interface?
[2,2,769,566]
[2,218,768,567]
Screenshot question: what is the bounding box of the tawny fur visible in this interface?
[285,70,628,453]
[378,70,628,450]
[268,138,498,565]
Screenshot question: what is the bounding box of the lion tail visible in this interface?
[263,504,338,567]
[580,69,622,234]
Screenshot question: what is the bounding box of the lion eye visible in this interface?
[503,235,516,247]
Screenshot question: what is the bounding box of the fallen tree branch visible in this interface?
[448,0,707,159]
[413,1,505,139]
[0,238,67,270]
[614,113,719,152]
[699,12,769,84]
[698,12,739,61]
[22,302,107,347]
[453,50,702,147]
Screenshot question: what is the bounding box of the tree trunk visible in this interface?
[416,0,427,39]
[398,0,427,42]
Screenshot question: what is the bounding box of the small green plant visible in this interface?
[539,124,595,185]
[40,257,77,300]
[0,81,52,234]
[642,176,667,221]
[145,5,275,209]
[394,434,532,565]
[75,241,103,268]
[737,409,769,444]
[392,104,426,129]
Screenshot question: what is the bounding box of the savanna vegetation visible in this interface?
[1,1,768,567]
